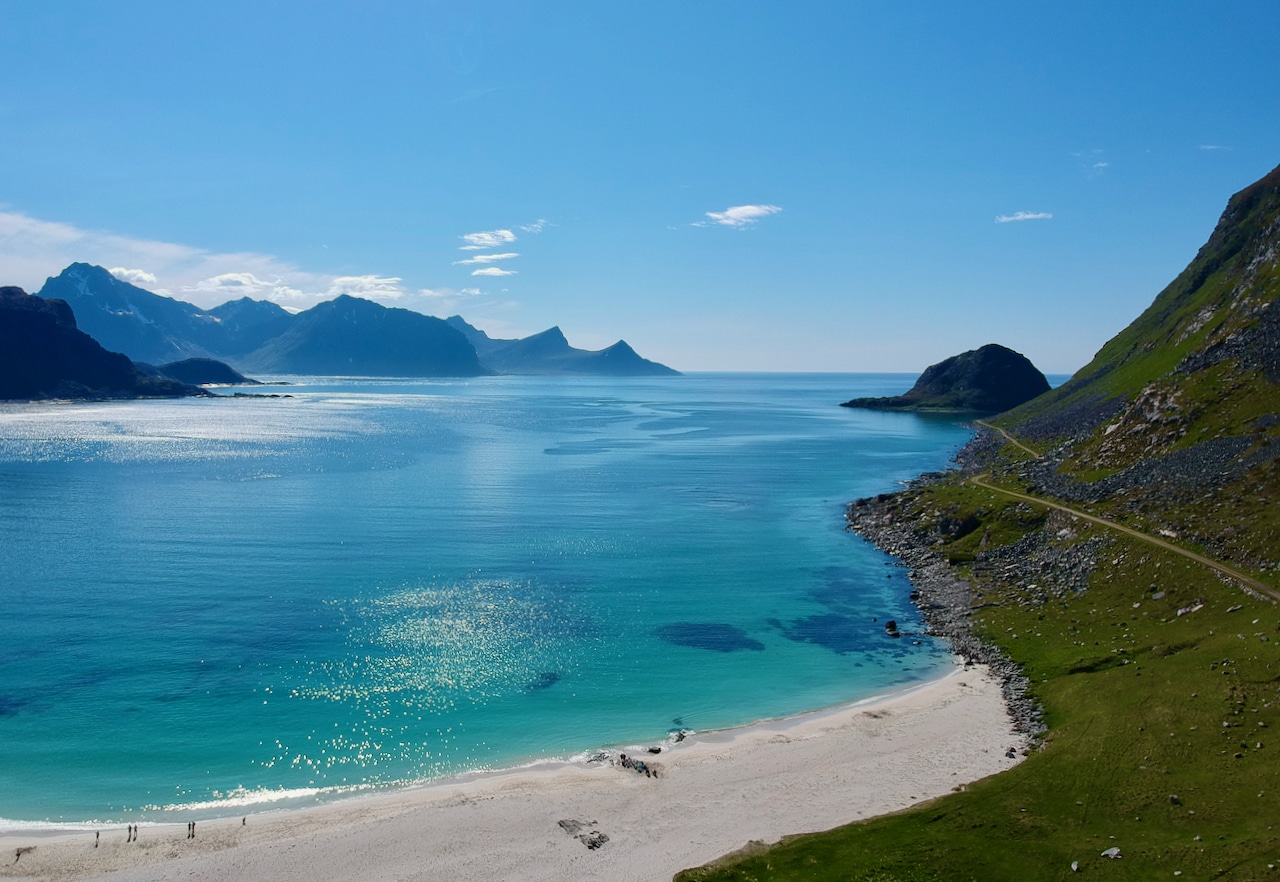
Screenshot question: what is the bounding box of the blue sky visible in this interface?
[1,2,1277,372]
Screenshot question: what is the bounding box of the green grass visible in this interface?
[677,481,1280,882]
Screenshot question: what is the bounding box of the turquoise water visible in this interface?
[0,374,973,826]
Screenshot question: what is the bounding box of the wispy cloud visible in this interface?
[459,229,517,250]
[453,252,519,266]
[421,286,484,299]
[1092,161,1109,170]
[328,275,405,301]
[1199,144,1231,151]
[471,267,517,277]
[519,219,549,234]
[449,86,502,105]
[995,211,1053,224]
[696,204,783,228]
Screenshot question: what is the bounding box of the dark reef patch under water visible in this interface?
[655,622,766,653]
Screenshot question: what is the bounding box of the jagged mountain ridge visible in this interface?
[38,263,222,364]
[445,316,680,376]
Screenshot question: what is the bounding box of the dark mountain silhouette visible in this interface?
[240,295,488,376]
[205,297,295,356]
[446,316,679,376]
[36,263,223,364]
[841,343,1049,413]
[0,287,201,400]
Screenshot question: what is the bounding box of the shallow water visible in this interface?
[0,373,973,824]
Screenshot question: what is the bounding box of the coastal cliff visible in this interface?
[0,287,203,401]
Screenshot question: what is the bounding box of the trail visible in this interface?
[974,419,1042,459]
[966,473,1279,604]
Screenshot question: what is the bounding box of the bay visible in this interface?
[0,373,973,825]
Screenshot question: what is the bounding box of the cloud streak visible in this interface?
[471,267,517,277]
[995,211,1053,223]
[696,204,782,228]
[459,229,517,250]
[453,252,519,266]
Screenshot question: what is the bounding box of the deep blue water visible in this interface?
[0,374,974,825]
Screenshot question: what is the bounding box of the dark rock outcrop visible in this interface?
[0,287,202,400]
[842,344,1049,413]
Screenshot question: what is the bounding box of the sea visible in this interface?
[0,373,977,827]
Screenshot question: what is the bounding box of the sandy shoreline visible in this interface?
[1,662,1023,882]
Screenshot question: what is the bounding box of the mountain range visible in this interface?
[35,263,678,378]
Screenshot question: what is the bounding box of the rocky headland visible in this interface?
[0,286,204,401]
[841,343,1049,413]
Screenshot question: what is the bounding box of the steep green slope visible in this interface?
[1006,162,1280,445]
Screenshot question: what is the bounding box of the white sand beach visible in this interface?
[1,663,1023,882]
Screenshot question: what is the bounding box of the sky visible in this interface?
[1,1,1278,373]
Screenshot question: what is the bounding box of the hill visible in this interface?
[841,343,1049,412]
[445,316,680,376]
[155,357,261,386]
[240,295,488,377]
[680,165,1280,880]
[0,287,201,400]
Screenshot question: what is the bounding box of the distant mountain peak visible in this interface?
[446,318,678,376]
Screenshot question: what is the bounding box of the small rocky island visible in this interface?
[149,357,261,386]
[841,343,1049,413]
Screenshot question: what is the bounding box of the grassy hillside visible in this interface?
[677,164,1280,880]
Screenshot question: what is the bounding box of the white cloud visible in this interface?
[995,211,1053,224]
[453,252,519,266]
[459,229,517,250]
[1092,161,1109,169]
[471,267,517,277]
[1199,144,1231,151]
[327,275,405,301]
[109,267,158,286]
[519,219,549,234]
[192,272,275,292]
[697,204,782,228]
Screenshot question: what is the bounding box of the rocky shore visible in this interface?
[845,429,1047,742]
